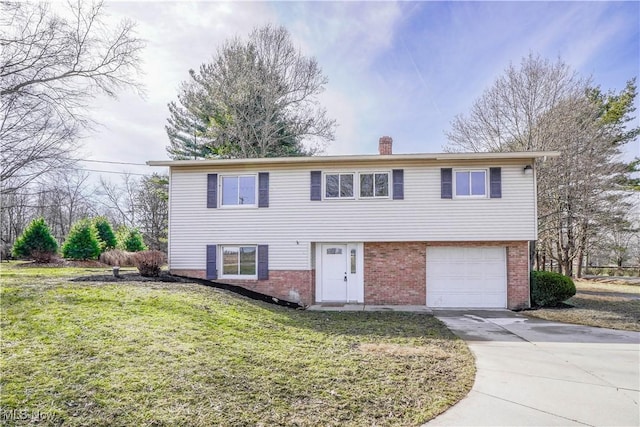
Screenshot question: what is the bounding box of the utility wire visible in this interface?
[70,158,148,166]
[71,168,148,176]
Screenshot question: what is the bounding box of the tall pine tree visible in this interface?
[165,24,335,160]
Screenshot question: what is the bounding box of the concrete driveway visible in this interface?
[426,310,640,426]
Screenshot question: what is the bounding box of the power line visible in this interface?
[71,158,148,166]
[72,168,147,176]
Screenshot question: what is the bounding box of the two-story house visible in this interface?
[149,137,558,310]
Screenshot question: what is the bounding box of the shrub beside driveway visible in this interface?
[0,263,474,426]
[523,279,640,331]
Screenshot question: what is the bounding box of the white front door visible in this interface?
[321,244,347,301]
[317,243,364,303]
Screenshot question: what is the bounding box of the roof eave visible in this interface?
[147,151,561,167]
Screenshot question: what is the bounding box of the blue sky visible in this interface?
[81,1,639,176]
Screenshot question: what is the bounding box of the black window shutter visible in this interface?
[490,167,502,198]
[258,172,269,207]
[257,245,268,280]
[392,169,404,200]
[207,174,218,208]
[441,168,453,199]
[206,245,217,279]
[310,171,321,201]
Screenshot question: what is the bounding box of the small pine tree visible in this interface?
[115,225,129,250]
[62,219,101,260]
[12,218,58,263]
[93,217,117,253]
[122,228,147,252]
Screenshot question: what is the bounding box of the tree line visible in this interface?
[1,171,168,260]
[0,0,159,258]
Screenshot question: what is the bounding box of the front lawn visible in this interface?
[0,263,474,426]
[524,279,640,331]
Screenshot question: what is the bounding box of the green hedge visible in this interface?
[531,270,576,307]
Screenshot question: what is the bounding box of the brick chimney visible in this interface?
[378,136,392,155]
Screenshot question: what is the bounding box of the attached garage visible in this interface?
[426,246,507,308]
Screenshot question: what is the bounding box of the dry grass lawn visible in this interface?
[0,262,474,426]
[524,279,640,331]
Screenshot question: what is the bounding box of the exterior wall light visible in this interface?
[523,165,533,175]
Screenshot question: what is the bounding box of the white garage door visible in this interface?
[426,246,507,308]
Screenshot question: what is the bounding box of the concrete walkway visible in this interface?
[307,304,432,312]
[426,310,640,426]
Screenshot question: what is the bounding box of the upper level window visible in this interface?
[221,245,257,278]
[360,172,389,198]
[455,170,487,197]
[325,173,354,199]
[222,175,256,206]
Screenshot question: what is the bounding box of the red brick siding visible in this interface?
[171,269,315,305]
[362,241,530,309]
[174,240,531,309]
[505,241,530,309]
[364,242,426,305]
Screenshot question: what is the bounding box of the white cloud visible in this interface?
[280,2,405,153]
[85,1,280,167]
[43,1,639,168]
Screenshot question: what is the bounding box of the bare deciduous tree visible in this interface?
[166,24,335,159]
[96,173,168,251]
[97,174,139,228]
[535,96,631,275]
[446,54,587,153]
[0,1,144,194]
[43,170,98,241]
[135,174,168,251]
[446,54,637,277]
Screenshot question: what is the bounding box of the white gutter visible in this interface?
[147,151,561,167]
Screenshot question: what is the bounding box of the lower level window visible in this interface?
[222,246,257,278]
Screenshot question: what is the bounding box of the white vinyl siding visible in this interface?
[168,163,536,271]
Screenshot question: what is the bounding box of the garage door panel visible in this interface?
[429,292,505,308]
[426,246,507,308]
[429,263,455,276]
[445,277,503,292]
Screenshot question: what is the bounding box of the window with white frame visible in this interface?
[359,172,389,198]
[221,175,256,206]
[455,170,487,197]
[221,246,257,278]
[325,173,354,199]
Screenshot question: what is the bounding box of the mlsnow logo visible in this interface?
[0,407,57,422]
